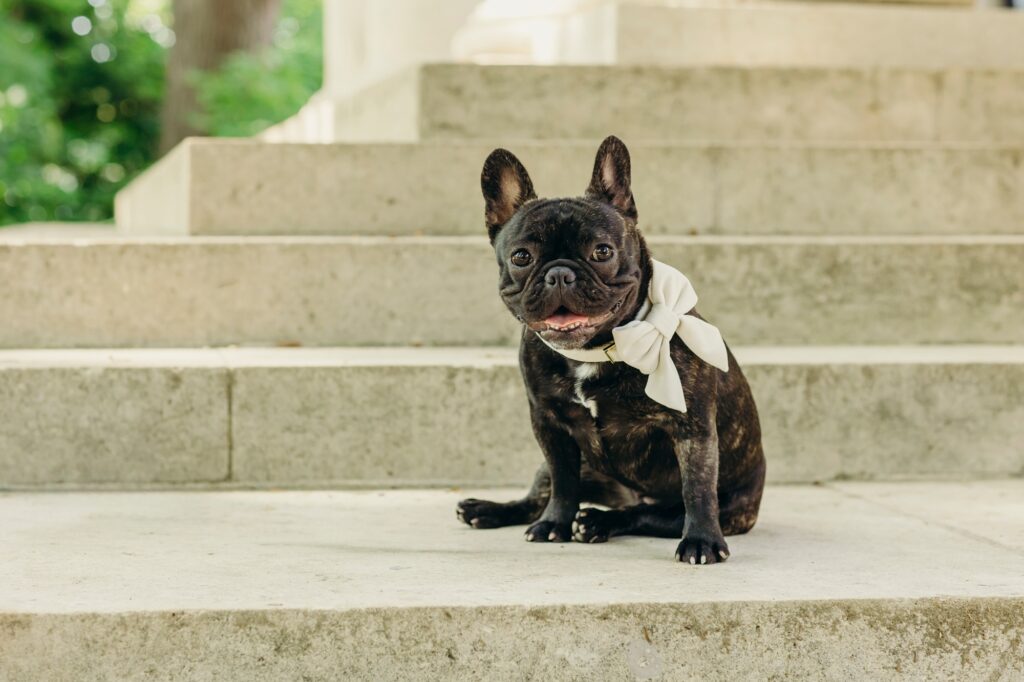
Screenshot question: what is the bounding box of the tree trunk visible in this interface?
[159,0,282,153]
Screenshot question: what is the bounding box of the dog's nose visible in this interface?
[545,266,576,288]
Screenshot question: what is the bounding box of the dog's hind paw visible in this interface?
[571,508,612,543]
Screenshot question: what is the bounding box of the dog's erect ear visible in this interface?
[586,135,637,221]
[481,148,536,243]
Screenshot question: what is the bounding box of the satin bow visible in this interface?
[610,260,729,412]
[536,259,729,413]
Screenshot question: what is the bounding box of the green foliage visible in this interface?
[0,0,169,225]
[189,0,323,138]
[0,0,323,226]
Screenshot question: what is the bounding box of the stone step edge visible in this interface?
[113,138,1024,237]
[5,481,1023,677]
[4,345,1021,490]
[3,234,1021,348]
[333,59,1024,143]
[5,472,1018,494]
[3,597,1021,674]
[5,233,1024,247]
[145,136,1024,151]
[416,61,1024,79]
[4,344,1024,369]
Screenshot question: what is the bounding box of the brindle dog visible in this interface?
[457,136,766,564]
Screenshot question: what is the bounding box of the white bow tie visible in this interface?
[536,259,729,412]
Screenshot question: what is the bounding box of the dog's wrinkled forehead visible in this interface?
[481,135,638,246]
[498,197,626,255]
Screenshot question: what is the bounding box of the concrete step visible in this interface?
[451,1,1024,71]
[1,233,1022,348]
[115,139,1024,237]
[337,63,1024,144]
[2,346,1022,489]
[2,484,1023,679]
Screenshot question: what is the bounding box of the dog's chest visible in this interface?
[568,361,649,423]
[568,361,648,428]
[565,361,680,487]
[570,363,602,418]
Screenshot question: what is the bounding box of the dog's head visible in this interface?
[481,136,650,349]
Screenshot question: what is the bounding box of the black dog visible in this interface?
[457,136,765,564]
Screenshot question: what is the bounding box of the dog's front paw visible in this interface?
[572,508,612,543]
[675,534,729,565]
[525,519,572,542]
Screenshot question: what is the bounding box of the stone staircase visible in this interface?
[2,345,1022,489]
[4,2,1024,678]
[2,484,1023,679]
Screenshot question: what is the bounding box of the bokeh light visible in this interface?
[71,16,93,36]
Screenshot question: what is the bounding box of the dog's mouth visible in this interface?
[526,298,625,339]
[542,308,596,332]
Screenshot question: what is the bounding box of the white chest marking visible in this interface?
[572,362,600,419]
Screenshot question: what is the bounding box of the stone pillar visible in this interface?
[324,0,480,97]
[262,0,479,141]
[451,0,619,65]
[451,0,978,66]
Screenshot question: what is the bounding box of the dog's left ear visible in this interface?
[585,135,637,221]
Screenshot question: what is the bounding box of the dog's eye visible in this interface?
[510,249,533,267]
[592,244,614,262]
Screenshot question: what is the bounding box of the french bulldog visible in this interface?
[457,136,766,564]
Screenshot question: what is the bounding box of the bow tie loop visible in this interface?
[610,320,663,375]
[645,302,682,338]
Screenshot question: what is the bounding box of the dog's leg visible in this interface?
[572,455,764,544]
[521,410,582,542]
[673,426,730,564]
[572,503,684,543]
[457,465,550,528]
[718,454,766,536]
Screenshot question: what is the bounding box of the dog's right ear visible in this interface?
[481,149,536,243]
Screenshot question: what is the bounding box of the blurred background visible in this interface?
[0,0,321,226]
[5,0,1021,229]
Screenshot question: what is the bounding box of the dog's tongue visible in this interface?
[544,311,589,328]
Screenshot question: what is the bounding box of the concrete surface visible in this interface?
[286,5,1024,143]
[114,139,1024,236]
[355,64,1024,144]
[614,2,1024,69]
[112,141,187,237]
[0,222,115,238]
[1,346,1022,488]
[0,356,228,487]
[224,346,1024,486]
[1,484,1022,679]
[450,0,982,77]
[1,234,1022,348]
